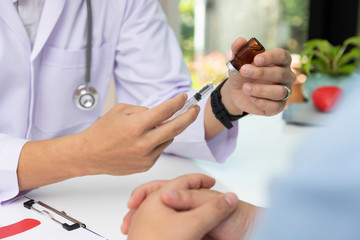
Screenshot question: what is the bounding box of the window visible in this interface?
[308,0,359,45]
[179,0,310,88]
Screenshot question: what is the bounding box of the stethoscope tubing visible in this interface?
[85,0,92,87]
[73,0,99,111]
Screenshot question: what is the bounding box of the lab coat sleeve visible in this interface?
[165,93,239,163]
[0,134,28,205]
[112,0,238,163]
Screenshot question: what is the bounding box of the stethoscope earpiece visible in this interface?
[74,85,98,111]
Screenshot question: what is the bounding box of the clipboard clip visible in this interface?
[23,199,86,231]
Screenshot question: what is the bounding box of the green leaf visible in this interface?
[300,48,313,58]
[311,58,328,73]
[300,53,313,75]
[301,36,360,76]
[335,65,356,75]
[344,36,360,47]
[330,46,341,59]
[305,39,333,54]
[338,48,360,67]
[313,50,331,68]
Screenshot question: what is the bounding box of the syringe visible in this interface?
[169,72,227,120]
[170,37,265,120]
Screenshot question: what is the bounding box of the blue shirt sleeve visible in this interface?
[250,81,360,240]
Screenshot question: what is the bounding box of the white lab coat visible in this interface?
[0,0,238,203]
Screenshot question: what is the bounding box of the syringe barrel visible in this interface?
[169,96,199,120]
[197,83,214,98]
[170,83,215,120]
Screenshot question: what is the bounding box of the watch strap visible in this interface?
[210,79,248,129]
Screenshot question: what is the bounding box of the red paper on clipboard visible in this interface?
[0,219,40,239]
[0,197,106,240]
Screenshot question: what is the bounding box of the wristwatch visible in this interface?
[211,79,248,129]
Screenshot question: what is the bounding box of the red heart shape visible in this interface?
[312,86,343,112]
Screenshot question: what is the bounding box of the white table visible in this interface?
[25,113,314,240]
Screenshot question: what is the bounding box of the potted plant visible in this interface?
[300,36,360,99]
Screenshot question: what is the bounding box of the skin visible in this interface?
[123,174,241,240]
[205,38,296,139]
[16,37,295,191]
[17,94,199,190]
[161,189,258,240]
[122,174,258,240]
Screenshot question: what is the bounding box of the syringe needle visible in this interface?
[169,72,228,120]
[169,37,265,121]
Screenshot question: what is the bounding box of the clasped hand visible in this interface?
[122,174,258,240]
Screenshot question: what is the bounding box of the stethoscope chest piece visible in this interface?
[74,85,98,111]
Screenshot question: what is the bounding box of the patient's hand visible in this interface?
[122,174,258,240]
[123,174,238,240]
[161,188,258,240]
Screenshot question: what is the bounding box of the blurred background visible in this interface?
[103,0,360,113]
[160,0,359,90]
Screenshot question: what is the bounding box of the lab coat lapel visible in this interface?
[0,1,31,51]
[30,0,66,61]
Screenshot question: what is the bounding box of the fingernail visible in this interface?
[182,93,188,101]
[255,55,265,66]
[224,193,238,207]
[242,65,253,76]
[250,96,257,102]
[193,105,200,113]
[164,190,179,201]
[243,83,252,94]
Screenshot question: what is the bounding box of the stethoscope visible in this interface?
[73,0,99,111]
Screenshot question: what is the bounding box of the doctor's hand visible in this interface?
[122,174,258,240]
[122,174,239,240]
[221,37,296,117]
[78,93,199,176]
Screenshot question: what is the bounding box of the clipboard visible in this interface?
[0,196,107,240]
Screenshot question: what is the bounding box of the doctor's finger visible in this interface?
[146,105,199,146]
[243,83,292,101]
[142,93,187,128]
[254,48,292,67]
[249,97,286,116]
[231,37,248,54]
[111,103,149,115]
[240,65,295,85]
[149,139,174,165]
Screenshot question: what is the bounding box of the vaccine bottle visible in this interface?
[226,37,265,74]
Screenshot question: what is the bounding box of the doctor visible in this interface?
[0,0,295,203]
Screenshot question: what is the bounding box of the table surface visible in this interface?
[25,113,316,240]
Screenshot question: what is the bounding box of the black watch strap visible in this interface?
[211,79,248,129]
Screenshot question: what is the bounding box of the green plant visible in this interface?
[179,0,195,63]
[300,36,360,76]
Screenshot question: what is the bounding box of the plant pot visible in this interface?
[302,72,359,100]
